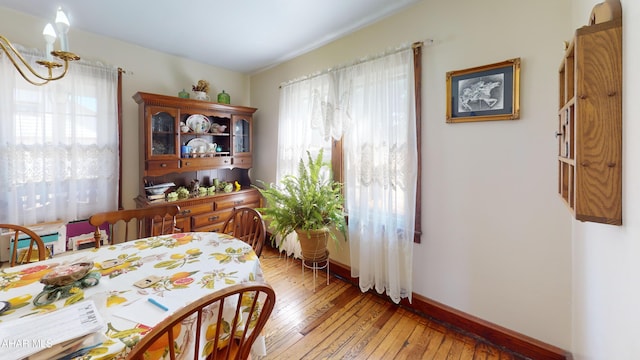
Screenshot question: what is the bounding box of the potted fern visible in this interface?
[254,150,346,261]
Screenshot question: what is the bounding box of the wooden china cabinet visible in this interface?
[133,92,261,235]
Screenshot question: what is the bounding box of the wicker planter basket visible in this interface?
[296,228,330,262]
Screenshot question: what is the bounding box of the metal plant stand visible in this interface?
[301,250,329,292]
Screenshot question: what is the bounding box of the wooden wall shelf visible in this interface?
[557,18,622,225]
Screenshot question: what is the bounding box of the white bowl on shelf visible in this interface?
[145,182,175,195]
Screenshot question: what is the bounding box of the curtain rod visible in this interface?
[279,39,433,89]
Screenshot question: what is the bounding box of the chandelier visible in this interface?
[0,7,80,86]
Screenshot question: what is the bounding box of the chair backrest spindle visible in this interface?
[221,208,266,257]
[88,205,181,247]
[126,283,276,360]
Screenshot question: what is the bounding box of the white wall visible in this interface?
[0,7,251,211]
[251,0,573,350]
[570,0,640,359]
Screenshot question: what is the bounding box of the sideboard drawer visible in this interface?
[178,202,213,218]
[191,208,234,229]
[192,222,224,233]
[181,157,233,169]
[232,157,252,169]
[146,160,180,172]
[215,192,260,210]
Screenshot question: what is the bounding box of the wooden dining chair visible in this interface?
[126,283,276,360]
[221,208,267,257]
[88,204,181,247]
[0,224,47,267]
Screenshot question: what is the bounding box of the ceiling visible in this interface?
[0,0,420,74]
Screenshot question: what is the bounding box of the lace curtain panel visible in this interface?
[0,47,119,225]
[342,49,417,304]
[277,46,417,303]
[275,75,333,257]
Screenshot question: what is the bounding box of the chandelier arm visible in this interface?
[0,39,51,85]
[0,35,77,86]
[37,59,71,81]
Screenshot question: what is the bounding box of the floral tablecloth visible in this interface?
[0,232,265,359]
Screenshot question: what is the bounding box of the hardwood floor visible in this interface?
[258,246,527,359]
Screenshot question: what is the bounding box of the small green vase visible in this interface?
[178,89,189,99]
[217,90,230,104]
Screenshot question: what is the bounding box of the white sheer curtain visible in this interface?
[0,46,119,225]
[342,49,417,304]
[276,75,332,257]
[276,46,417,303]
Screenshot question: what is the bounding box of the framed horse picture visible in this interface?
[446,58,521,123]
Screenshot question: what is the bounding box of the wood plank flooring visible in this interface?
[258,246,527,359]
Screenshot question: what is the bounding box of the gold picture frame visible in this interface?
[446,58,520,123]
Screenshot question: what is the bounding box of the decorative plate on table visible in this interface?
[186,114,211,134]
[41,262,94,286]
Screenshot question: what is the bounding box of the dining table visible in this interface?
[0,231,267,360]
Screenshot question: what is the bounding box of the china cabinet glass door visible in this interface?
[148,106,179,159]
[232,115,251,155]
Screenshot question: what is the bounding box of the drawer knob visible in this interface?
[208,215,219,221]
[161,163,167,168]
[181,210,191,215]
[234,200,244,205]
